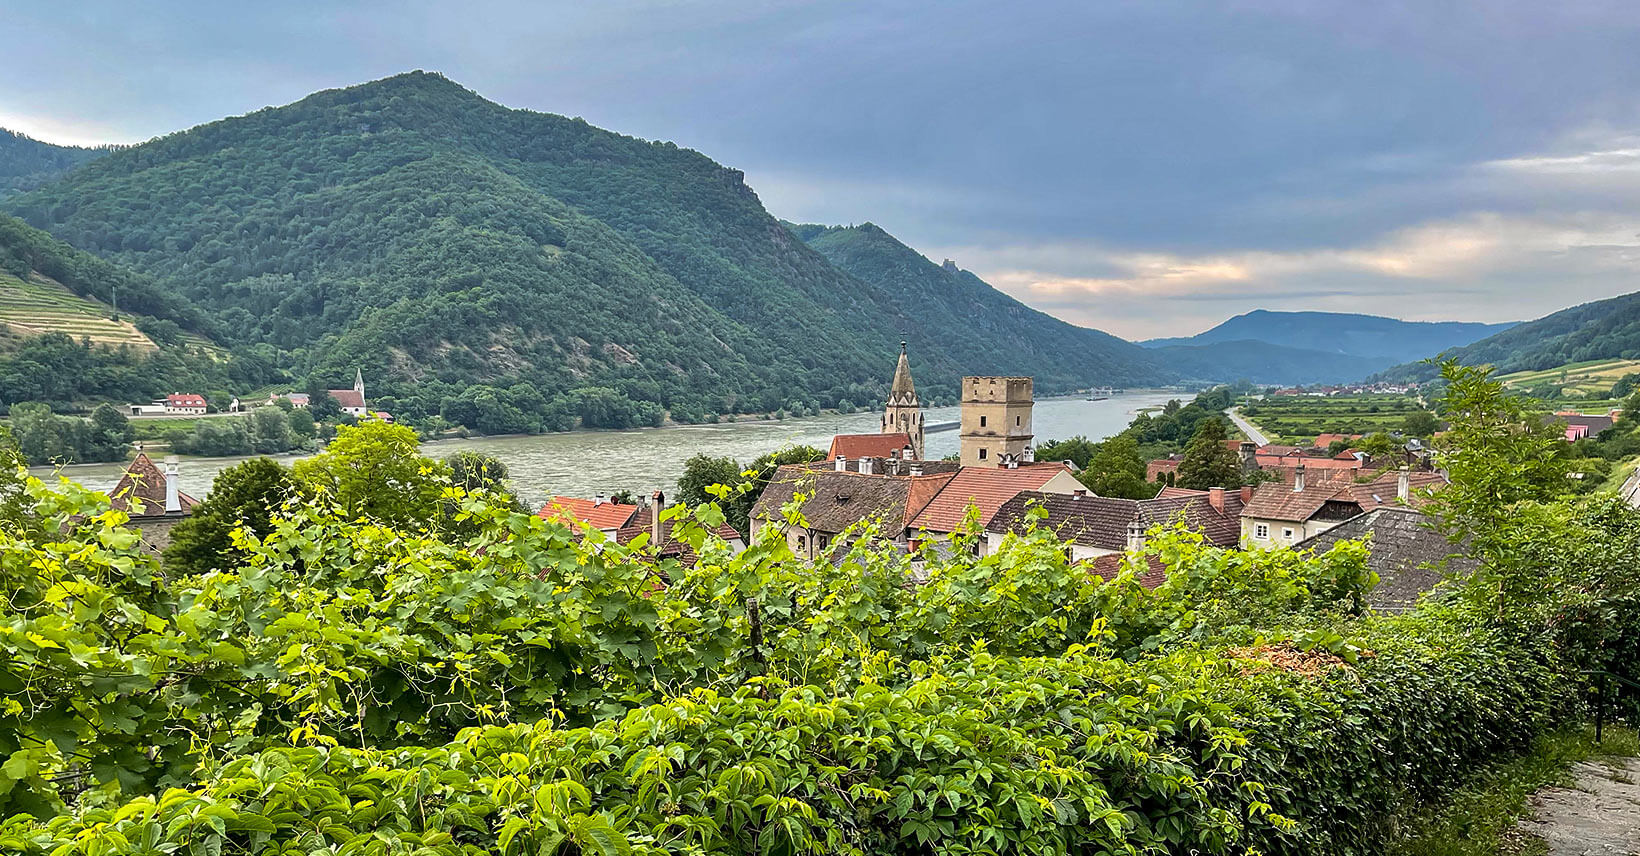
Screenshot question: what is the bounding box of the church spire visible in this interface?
[883,342,924,460]
[889,340,917,403]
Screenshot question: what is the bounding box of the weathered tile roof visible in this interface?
[828,433,913,461]
[616,505,742,567]
[1243,469,1447,523]
[1091,553,1168,588]
[538,496,639,531]
[1297,507,1476,612]
[750,465,957,535]
[987,489,1243,550]
[328,388,365,408]
[910,463,1075,533]
[108,453,197,517]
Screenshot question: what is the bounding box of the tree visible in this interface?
[287,407,316,440]
[249,405,292,454]
[1174,417,1242,490]
[306,386,343,422]
[1401,410,1440,438]
[292,421,450,527]
[87,403,133,460]
[445,450,524,511]
[1035,436,1100,469]
[1077,434,1151,499]
[163,458,295,576]
[1356,432,1400,458]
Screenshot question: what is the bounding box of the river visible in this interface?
[30,391,1179,508]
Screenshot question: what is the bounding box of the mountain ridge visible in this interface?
[3,71,1169,426]
[1375,290,1640,382]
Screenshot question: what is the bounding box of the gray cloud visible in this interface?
[5,1,1640,337]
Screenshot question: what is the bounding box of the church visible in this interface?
[826,342,926,462]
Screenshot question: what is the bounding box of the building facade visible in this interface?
[959,376,1034,467]
[881,342,925,460]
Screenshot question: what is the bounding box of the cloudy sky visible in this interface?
[5,1,1640,339]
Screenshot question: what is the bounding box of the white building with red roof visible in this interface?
[328,369,368,417]
[163,393,207,415]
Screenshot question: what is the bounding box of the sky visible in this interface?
[5,0,1640,339]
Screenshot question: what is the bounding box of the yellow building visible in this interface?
[959,376,1034,467]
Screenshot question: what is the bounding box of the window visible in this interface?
[818,534,832,550]
[978,448,987,460]
[1254,524,1269,539]
[1015,415,1021,426]
[980,415,987,427]
[1282,527,1294,540]
[797,534,807,552]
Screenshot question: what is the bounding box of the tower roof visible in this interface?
[890,342,917,401]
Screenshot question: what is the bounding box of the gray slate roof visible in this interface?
[1297,507,1477,613]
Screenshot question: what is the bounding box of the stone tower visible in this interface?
[882,342,925,460]
[959,376,1034,467]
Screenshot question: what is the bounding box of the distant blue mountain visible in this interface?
[1138,310,1515,385]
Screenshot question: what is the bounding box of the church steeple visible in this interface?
[882,341,924,460]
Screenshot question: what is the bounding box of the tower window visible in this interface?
[1015,416,1021,426]
[980,415,987,427]
[979,448,987,460]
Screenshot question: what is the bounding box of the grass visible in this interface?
[0,269,157,351]
[1389,723,1640,856]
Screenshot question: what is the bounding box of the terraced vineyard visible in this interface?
[1499,357,1640,399]
[0,268,156,350]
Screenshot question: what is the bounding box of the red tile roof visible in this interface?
[910,463,1074,533]
[828,433,913,461]
[108,453,197,516]
[328,388,365,409]
[538,496,639,531]
[1313,433,1363,448]
[165,393,206,408]
[616,505,742,566]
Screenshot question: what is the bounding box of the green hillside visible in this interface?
[4,72,1169,429]
[1378,290,1640,382]
[0,129,108,198]
[790,222,1164,390]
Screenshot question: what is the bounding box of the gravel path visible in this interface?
[1518,758,1640,855]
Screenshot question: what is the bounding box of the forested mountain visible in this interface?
[1144,339,1374,385]
[1143,310,1513,359]
[1376,290,1640,381]
[0,214,264,408]
[0,129,109,198]
[4,72,1169,429]
[789,222,1164,391]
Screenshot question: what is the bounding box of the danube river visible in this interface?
[32,391,1179,508]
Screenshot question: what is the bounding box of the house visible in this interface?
[328,369,368,417]
[616,492,745,565]
[828,432,915,462]
[1240,465,1447,548]
[107,453,198,553]
[1297,507,1477,612]
[750,462,959,560]
[984,485,1247,562]
[1558,411,1617,442]
[907,461,1083,542]
[269,392,311,408]
[163,393,207,415]
[538,494,641,535]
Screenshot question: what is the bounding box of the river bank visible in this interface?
[30,391,1180,508]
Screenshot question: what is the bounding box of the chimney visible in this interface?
[594,492,606,507]
[1023,446,1035,463]
[889,448,899,460]
[1073,488,1087,498]
[835,455,848,472]
[1397,466,1410,502]
[1239,441,1258,472]
[651,490,664,544]
[909,463,923,476]
[902,444,915,461]
[1240,485,1253,504]
[1293,463,1306,493]
[857,457,873,474]
[1208,486,1225,512]
[164,456,181,513]
[1126,520,1145,553]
